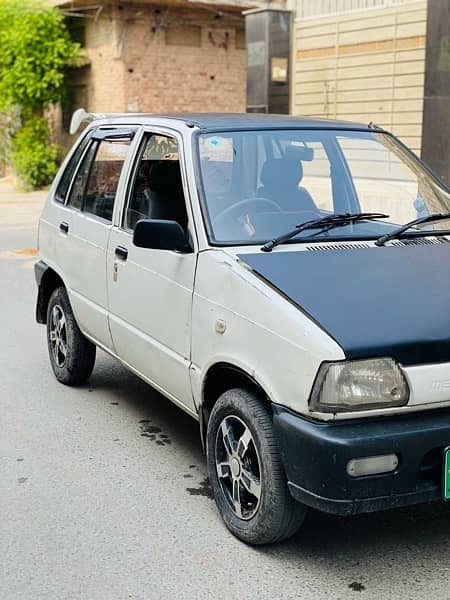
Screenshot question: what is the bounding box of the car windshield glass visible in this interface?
[196,129,450,245]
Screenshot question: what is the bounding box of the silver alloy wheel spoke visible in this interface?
[240,468,261,500]
[221,421,234,457]
[217,461,231,479]
[236,426,252,459]
[232,479,242,518]
[50,305,67,368]
[51,307,60,330]
[215,415,263,521]
[57,314,66,334]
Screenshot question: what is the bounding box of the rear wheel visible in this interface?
[206,388,306,545]
[46,286,96,385]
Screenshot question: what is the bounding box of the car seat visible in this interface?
[145,161,188,229]
[259,158,317,213]
[128,160,188,230]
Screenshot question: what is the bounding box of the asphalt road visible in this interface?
[1,182,449,600]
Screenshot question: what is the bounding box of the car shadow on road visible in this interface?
[284,500,449,551]
[87,351,450,571]
[255,489,450,591]
[87,350,204,463]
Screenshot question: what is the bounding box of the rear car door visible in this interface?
[62,128,135,350]
[106,128,197,413]
[38,130,93,295]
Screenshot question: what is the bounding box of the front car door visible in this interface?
[107,128,197,414]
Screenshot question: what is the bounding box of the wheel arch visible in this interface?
[35,261,65,324]
[199,362,272,449]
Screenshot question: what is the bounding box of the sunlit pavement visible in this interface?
[1,179,449,600]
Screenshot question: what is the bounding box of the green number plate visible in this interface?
[444,448,450,501]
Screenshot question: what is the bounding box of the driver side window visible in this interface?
[124,134,188,231]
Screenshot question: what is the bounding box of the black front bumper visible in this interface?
[273,404,450,516]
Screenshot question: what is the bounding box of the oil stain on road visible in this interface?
[185,476,214,500]
[139,419,172,446]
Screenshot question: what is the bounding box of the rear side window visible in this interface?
[66,136,131,222]
[54,133,91,204]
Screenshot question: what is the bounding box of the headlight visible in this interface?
[310,358,409,412]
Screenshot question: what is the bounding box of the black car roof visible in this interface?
[102,112,375,132]
[159,113,373,131]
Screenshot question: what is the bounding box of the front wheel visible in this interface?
[46,286,96,385]
[206,388,307,545]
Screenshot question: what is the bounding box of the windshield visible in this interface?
[196,129,450,245]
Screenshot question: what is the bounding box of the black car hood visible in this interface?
[238,242,450,366]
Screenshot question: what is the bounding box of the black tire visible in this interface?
[206,388,306,545]
[46,286,96,386]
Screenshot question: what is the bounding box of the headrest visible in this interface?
[285,144,314,161]
[148,161,182,193]
[260,158,303,188]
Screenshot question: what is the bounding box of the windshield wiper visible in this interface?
[261,212,389,252]
[375,213,450,246]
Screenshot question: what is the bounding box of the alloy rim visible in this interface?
[215,415,262,520]
[49,304,67,368]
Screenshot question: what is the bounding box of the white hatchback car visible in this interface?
[36,111,450,545]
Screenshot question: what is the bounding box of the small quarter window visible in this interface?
[83,139,131,222]
[55,133,91,203]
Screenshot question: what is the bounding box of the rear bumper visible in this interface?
[272,404,450,516]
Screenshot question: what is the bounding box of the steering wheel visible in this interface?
[213,197,282,231]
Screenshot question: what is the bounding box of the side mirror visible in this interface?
[133,219,190,252]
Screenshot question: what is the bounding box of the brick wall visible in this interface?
[77,3,246,114]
